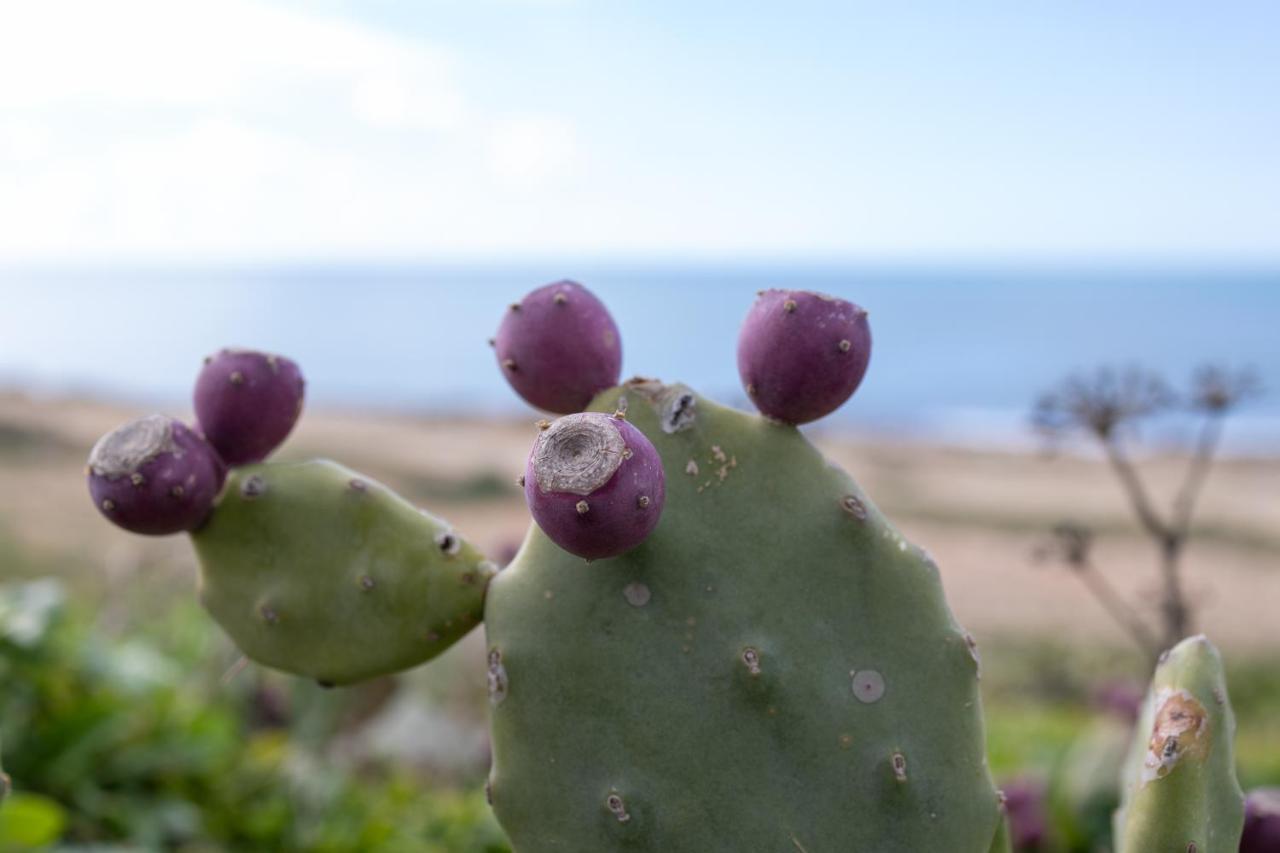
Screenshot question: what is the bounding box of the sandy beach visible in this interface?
[2,389,1277,654]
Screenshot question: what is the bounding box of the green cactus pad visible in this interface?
[1114,635,1244,853]
[192,460,494,685]
[485,381,1004,852]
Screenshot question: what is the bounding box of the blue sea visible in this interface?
[1,263,1277,451]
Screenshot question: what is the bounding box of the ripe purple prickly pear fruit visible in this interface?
[1242,788,1280,852]
[523,410,664,560]
[736,289,871,425]
[87,414,224,535]
[194,349,305,465]
[493,281,622,414]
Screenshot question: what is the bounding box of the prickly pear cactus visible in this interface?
[192,461,495,685]
[484,380,1006,852]
[1114,635,1244,853]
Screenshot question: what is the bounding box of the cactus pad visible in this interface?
[484,381,1004,852]
[192,460,494,685]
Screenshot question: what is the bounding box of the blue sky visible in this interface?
[0,1,1276,262]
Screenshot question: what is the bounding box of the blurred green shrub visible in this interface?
[0,579,509,852]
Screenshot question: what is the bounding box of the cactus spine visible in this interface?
[1114,635,1245,853]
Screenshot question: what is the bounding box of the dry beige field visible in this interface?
[2,389,1277,654]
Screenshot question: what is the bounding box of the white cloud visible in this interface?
[0,0,577,259]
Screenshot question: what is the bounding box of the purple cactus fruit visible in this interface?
[523,410,664,560]
[87,415,225,535]
[736,289,871,425]
[194,349,305,465]
[1242,788,1280,852]
[493,281,622,414]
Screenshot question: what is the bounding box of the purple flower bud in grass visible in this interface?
[194,349,305,466]
[524,411,664,560]
[1242,788,1280,853]
[87,415,224,535]
[494,281,622,414]
[737,289,871,425]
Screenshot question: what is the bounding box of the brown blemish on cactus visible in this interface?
[605,792,630,823]
[623,582,651,606]
[661,392,697,433]
[685,459,699,476]
[1141,688,1210,784]
[241,475,266,499]
[851,669,885,703]
[741,647,762,675]
[487,649,508,706]
[891,751,908,782]
[841,494,867,521]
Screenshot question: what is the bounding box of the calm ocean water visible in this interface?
[2,263,1277,450]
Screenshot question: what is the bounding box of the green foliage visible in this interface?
[0,579,509,852]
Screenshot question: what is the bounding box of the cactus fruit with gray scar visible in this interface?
[87,415,224,535]
[522,409,665,560]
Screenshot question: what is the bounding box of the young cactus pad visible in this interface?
[1114,635,1245,853]
[191,461,495,685]
[484,380,1005,853]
